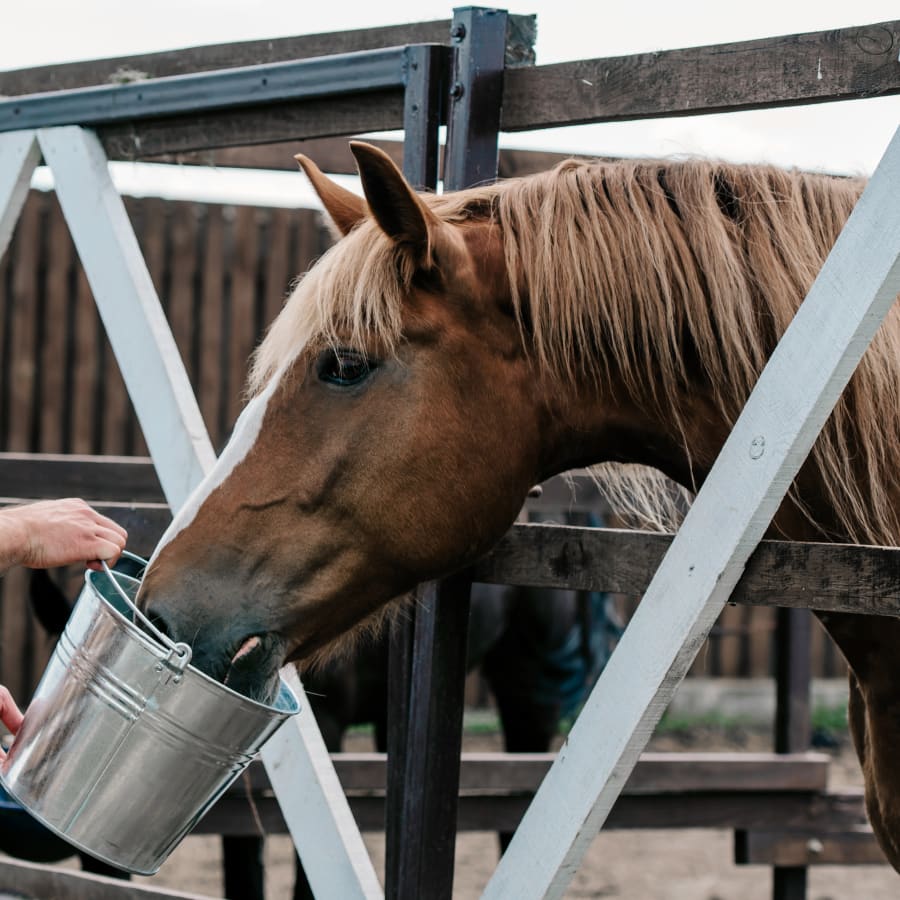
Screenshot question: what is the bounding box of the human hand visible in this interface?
[0,686,23,756]
[0,499,128,573]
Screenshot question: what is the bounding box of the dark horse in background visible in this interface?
[134,142,900,878]
[19,519,619,899]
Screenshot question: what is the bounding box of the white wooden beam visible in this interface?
[483,125,900,900]
[33,125,381,899]
[0,130,40,262]
[37,126,214,510]
[262,667,384,899]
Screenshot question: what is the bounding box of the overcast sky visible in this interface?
[2,1,898,205]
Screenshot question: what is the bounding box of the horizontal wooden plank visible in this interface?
[735,826,886,866]
[235,751,828,796]
[500,19,900,131]
[472,525,900,617]
[146,138,580,179]
[0,452,162,501]
[0,17,535,96]
[0,857,213,899]
[198,787,869,836]
[3,456,900,617]
[97,92,407,159]
[3,20,895,156]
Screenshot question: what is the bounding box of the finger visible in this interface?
[94,515,128,544]
[94,526,127,551]
[0,687,24,735]
[86,537,126,566]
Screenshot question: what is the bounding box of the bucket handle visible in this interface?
[100,560,193,672]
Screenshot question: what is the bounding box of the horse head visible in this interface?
[138,143,554,701]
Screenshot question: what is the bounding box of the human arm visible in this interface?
[0,499,128,575]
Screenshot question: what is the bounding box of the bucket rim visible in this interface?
[83,567,300,717]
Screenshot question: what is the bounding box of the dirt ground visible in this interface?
[122,724,899,900]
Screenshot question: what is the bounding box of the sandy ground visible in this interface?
[115,725,900,900]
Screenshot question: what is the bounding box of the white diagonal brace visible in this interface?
[483,125,900,900]
[0,130,40,262]
[38,125,381,899]
[37,126,214,510]
[262,667,384,899]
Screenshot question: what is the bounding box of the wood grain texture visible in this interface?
[501,19,900,131]
[0,17,536,97]
[0,857,214,899]
[735,826,885,866]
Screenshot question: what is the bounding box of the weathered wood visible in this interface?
[236,751,830,796]
[500,19,900,131]
[148,139,582,180]
[473,525,900,618]
[0,857,214,899]
[0,452,163,500]
[37,126,216,508]
[0,17,536,97]
[196,785,870,837]
[5,456,900,618]
[735,826,886,866]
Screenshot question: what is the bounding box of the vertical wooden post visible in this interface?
[394,576,473,900]
[385,10,507,900]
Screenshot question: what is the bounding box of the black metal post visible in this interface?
[394,575,473,900]
[383,40,446,899]
[385,9,507,900]
[772,607,813,900]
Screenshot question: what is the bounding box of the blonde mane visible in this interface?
[251,157,900,545]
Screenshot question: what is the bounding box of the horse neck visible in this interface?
[534,369,726,493]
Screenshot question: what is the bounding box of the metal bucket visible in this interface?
[0,554,299,874]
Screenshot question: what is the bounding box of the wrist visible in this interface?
[0,510,29,573]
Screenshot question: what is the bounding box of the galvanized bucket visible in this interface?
[0,554,299,874]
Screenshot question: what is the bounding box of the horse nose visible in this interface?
[143,605,174,642]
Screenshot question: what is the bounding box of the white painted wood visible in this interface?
[0,130,40,262]
[262,667,384,900]
[25,125,378,899]
[37,126,215,510]
[482,125,900,900]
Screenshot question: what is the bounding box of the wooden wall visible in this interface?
[0,188,845,705]
[0,189,331,700]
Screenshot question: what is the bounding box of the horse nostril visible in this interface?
[145,608,173,641]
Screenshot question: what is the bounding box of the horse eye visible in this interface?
[317,348,374,387]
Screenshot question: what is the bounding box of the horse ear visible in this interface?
[350,141,438,264]
[294,153,368,236]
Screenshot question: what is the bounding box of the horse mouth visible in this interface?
[222,632,286,705]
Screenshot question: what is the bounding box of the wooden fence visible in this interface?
[0,188,331,700]
[0,187,845,702]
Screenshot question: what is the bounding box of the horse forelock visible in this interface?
[249,156,900,545]
[248,218,413,396]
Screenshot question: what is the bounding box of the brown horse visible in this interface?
[139,142,900,872]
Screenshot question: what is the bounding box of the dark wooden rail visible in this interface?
[0,19,896,157]
[200,750,870,837]
[3,454,900,618]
